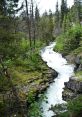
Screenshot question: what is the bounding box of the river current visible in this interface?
[41,42,74,117]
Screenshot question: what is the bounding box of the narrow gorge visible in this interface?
[40,42,74,117]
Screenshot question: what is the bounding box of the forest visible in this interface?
[0,0,82,117]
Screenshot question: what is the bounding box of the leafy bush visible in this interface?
[55,25,82,55]
[57,95,82,117]
[27,101,42,117]
[67,95,82,115]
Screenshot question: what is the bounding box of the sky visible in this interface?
[36,0,74,14]
[19,0,74,15]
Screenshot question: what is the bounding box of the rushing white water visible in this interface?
[41,42,74,117]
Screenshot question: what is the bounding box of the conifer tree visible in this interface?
[35,5,40,39]
[35,5,40,22]
[62,12,72,32]
[0,0,7,15]
[48,9,54,40]
[74,0,82,23]
[25,0,32,47]
[0,0,23,58]
[61,0,68,26]
[55,1,59,25]
[55,1,60,35]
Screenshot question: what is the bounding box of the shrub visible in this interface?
[55,25,82,55]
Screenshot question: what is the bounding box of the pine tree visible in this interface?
[40,11,49,43]
[48,9,54,40]
[74,0,82,24]
[0,0,24,58]
[0,1,25,116]
[31,0,36,48]
[62,15,66,32]
[62,11,72,32]
[35,5,40,22]
[61,0,68,26]
[0,0,23,16]
[25,0,32,48]
[55,1,60,35]
[7,0,19,15]
[0,0,7,15]
[35,5,40,39]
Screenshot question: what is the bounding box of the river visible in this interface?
[40,42,74,117]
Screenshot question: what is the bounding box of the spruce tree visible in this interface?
[0,0,7,15]
[74,0,82,23]
[55,1,60,35]
[35,5,40,39]
[48,9,54,40]
[61,0,68,26]
[55,1,59,25]
[35,5,40,22]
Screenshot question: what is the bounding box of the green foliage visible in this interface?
[74,0,82,23]
[61,0,68,26]
[28,101,42,117]
[27,91,36,104]
[52,95,82,117]
[51,104,67,116]
[67,95,82,116]
[72,47,82,55]
[75,71,82,81]
[58,112,69,117]
[54,34,65,53]
[62,14,72,32]
[39,11,54,44]
[55,25,82,55]
[0,38,49,116]
[0,0,82,116]
[0,101,6,116]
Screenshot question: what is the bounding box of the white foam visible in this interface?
[41,42,74,117]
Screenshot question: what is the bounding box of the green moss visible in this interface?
[10,67,42,85]
[75,71,82,81]
[71,46,82,56]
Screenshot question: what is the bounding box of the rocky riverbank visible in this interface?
[62,78,82,100]
[62,54,82,101]
[0,52,59,117]
[21,68,58,101]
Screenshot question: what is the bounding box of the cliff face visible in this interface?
[63,78,82,100]
[64,78,82,93]
[62,54,82,100]
[66,54,82,71]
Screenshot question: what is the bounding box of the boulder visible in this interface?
[64,78,82,93]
